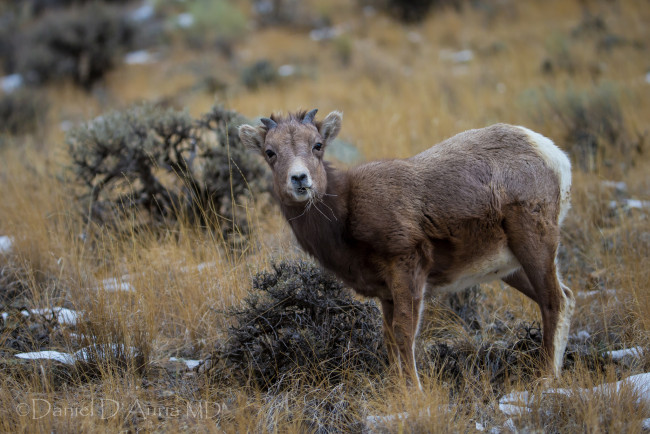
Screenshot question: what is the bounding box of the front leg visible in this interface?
[385,258,426,390]
[380,299,399,367]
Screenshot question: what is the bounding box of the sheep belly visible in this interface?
[433,247,521,294]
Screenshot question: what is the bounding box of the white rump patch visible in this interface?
[517,126,572,224]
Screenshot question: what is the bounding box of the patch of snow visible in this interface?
[606,347,644,360]
[498,403,531,416]
[75,343,139,362]
[129,2,154,22]
[1,74,23,93]
[627,199,650,209]
[1,312,8,322]
[0,235,12,253]
[196,262,214,272]
[499,373,650,417]
[310,27,343,41]
[439,49,474,63]
[475,421,485,431]
[177,13,194,28]
[572,330,591,341]
[169,357,201,369]
[16,351,76,365]
[277,64,296,77]
[601,180,627,192]
[503,418,517,432]
[124,50,157,65]
[100,277,134,292]
[29,307,79,326]
[499,389,533,415]
[576,289,617,298]
[366,407,432,426]
[366,412,410,425]
[182,262,215,274]
[642,418,650,430]
[610,199,650,210]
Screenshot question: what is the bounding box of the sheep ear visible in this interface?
[319,111,342,143]
[238,124,265,152]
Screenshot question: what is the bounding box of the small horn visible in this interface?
[302,109,318,125]
[260,118,277,130]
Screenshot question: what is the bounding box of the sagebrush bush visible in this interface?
[15,2,135,88]
[252,0,323,29]
[181,0,247,54]
[66,103,268,235]
[241,59,278,90]
[213,261,386,390]
[361,0,463,23]
[3,0,131,16]
[525,84,633,172]
[0,89,46,136]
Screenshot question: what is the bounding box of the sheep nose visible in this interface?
[291,173,308,186]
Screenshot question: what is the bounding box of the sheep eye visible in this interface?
[265,149,276,158]
[313,143,323,152]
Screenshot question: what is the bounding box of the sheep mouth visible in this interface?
[290,186,313,202]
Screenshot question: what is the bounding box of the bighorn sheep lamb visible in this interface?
[239,109,574,388]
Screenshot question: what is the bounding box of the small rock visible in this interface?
[277,64,296,77]
[310,27,343,42]
[129,2,154,22]
[124,50,157,65]
[439,49,474,63]
[0,235,12,253]
[177,13,194,28]
[1,74,23,93]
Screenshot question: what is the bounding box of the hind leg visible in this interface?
[503,209,575,377]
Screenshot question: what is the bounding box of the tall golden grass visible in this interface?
[1,0,649,431]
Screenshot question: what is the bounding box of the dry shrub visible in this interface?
[0,90,46,137]
[252,0,326,29]
[66,103,268,237]
[362,0,464,23]
[524,83,635,172]
[14,2,135,88]
[422,322,544,393]
[211,261,387,390]
[241,59,278,91]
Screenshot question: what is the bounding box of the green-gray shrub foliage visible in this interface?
[66,104,268,234]
[0,89,46,136]
[15,2,135,88]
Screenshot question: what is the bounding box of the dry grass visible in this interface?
[1,0,649,432]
